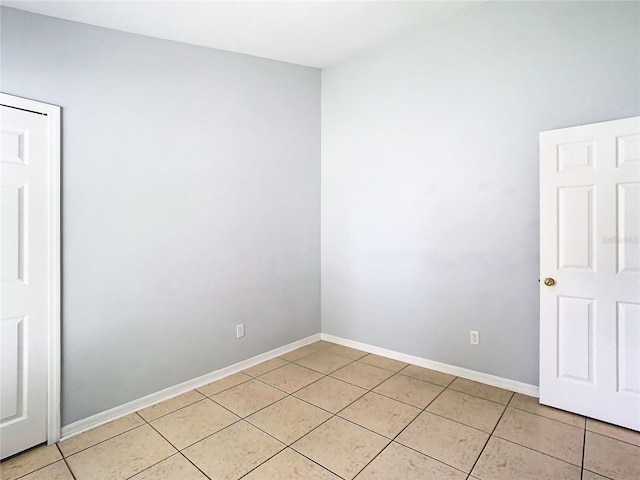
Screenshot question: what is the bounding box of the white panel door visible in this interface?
[540,116,640,431]
[1,105,50,458]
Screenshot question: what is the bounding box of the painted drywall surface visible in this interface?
[1,7,320,425]
[321,1,640,385]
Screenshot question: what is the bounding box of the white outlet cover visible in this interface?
[236,324,245,338]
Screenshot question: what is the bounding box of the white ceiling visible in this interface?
[1,1,483,68]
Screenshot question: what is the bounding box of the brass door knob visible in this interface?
[544,278,556,286]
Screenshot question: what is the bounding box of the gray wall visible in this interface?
[321,1,640,386]
[1,7,320,425]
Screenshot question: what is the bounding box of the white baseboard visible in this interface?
[321,333,539,398]
[60,333,321,440]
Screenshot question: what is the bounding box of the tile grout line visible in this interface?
[437,389,598,469]
[497,404,586,432]
[0,444,53,480]
[288,355,452,408]
[465,391,515,477]
[233,393,355,480]
[139,394,208,423]
[349,376,458,479]
[580,426,587,480]
[7,444,72,480]
[177,451,214,480]
[154,407,245,453]
[234,353,396,479]
[483,396,596,470]
[583,428,640,448]
[234,392,347,480]
[235,409,354,480]
[117,424,192,480]
[140,408,249,480]
[489,435,588,470]
[582,467,615,480]
[507,404,585,429]
[292,381,369,416]
[56,443,78,480]
[119,452,208,480]
[195,373,254,398]
[163,373,339,479]
[489,400,592,470]
[234,446,288,480]
[244,377,349,476]
[57,420,148,460]
[286,448,349,480]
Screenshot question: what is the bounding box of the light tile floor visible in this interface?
[2,341,639,480]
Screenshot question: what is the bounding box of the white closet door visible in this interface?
[1,105,50,458]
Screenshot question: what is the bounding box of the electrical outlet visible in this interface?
[470,330,480,345]
[236,324,245,339]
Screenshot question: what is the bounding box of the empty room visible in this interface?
[1,1,639,479]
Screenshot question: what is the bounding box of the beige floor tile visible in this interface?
[359,354,408,372]
[396,411,488,472]
[373,374,444,408]
[258,363,324,393]
[339,392,420,438]
[494,408,583,466]
[247,396,331,444]
[448,378,513,404]
[150,399,239,449]
[586,418,640,446]
[308,340,336,351]
[295,349,354,374]
[65,424,176,480]
[509,393,585,428]
[400,365,456,387]
[356,442,467,480]
[581,471,611,480]
[183,421,284,480]
[325,345,368,360]
[243,357,289,377]
[59,413,145,457]
[243,448,341,480]
[0,444,62,480]
[196,372,252,397]
[292,416,389,480]
[19,461,74,480]
[138,390,205,422]
[426,389,505,433]
[583,431,640,480]
[129,454,207,479]
[330,362,395,389]
[294,376,367,413]
[212,379,286,417]
[471,437,581,480]
[280,343,327,362]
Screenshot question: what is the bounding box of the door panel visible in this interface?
[617,302,640,395]
[557,186,595,270]
[540,116,640,431]
[617,182,639,272]
[557,296,594,383]
[0,316,25,421]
